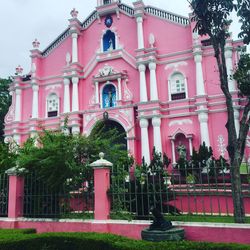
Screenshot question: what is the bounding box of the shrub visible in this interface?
[0,232,249,250]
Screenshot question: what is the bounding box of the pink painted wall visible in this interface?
[4,1,245,165]
[168,194,250,215]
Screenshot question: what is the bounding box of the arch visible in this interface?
[101,83,117,108]
[103,30,116,52]
[90,119,128,150]
[46,93,59,117]
[172,128,189,140]
[168,72,188,101]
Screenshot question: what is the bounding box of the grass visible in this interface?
[240,163,249,174]
[0,230,249,250]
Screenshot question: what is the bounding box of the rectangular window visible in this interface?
[171,92,186,100]
[48,111,58,117]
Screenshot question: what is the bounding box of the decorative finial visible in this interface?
[70,8,78,18]
[99,152,105,159]
[32,39,40,49]
[15,65,23,75]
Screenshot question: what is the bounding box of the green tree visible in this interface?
[0,78,12,142]
[189,0,250,222]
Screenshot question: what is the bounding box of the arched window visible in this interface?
[103,30,116,52]
[102,84,116,108]
[47,93,59,117]
[169,73,187,101]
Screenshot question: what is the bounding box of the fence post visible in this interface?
[90,152,112,220]
[5,167,26,218]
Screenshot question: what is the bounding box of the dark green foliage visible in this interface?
[0,142,18,173]
[0,231,249,250]
[190,0,234,42]
[236,0,250,44]
[233,53,250,96]
[18,124,129,191]
[129,149,173,218]
[0,78,12,142]
[192,142,213,167]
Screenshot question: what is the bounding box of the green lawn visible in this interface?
[0,230,249,250]
[240,163,249,174]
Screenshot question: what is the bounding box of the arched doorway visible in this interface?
[90,119,127,150]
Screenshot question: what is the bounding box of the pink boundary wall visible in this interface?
[3,165,250,245]
[0,219,250,244]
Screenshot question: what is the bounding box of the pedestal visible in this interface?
[141,227,185,242]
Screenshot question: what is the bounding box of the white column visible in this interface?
[118,78,122,101]
[14,89,21,122]
[152,117,162,154]
[198,111,210,147]
[72,77,79,112]
[149,62,159,101]
[138,64,148,102]
[188,138,193,156]
[171,140,176,164]
[140,118,150,165]
[136,16,144,49]
[234,108,240,137]
[194,52,205,96]
[32,85,39,118]
[63,78,70,113]
[95,81,99,104]
[72,33,78,63]
[225,46,236,92]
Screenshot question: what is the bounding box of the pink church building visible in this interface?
[4,0,245,164]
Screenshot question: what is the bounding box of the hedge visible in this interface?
[0,231,249,250]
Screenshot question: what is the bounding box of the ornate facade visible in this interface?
[4,0,245,164]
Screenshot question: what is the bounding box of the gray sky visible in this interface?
[0,0,242,78]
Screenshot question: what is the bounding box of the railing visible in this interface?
[42,11,97,57]
[0,174,8,217]
[23,172,94,218]
[145,6,190,26]
[82,11,98,29]
[110,162,250,220]
[42,29,70,57]
[119,4,134,16]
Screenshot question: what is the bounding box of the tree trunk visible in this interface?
[213,42,246,223]
[231,155,245,223]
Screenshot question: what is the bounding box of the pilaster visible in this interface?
[63,78,71,113]
[149,62,158,101]
[152,117,162,154]
[197,106,210,147]
[138,64,148,102]
[72,76,79,112]
[133,1,145,50]
[193,47,206,96]
[139,118,150,165]
[31,84,39,119]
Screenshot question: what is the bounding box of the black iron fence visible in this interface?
[110,162,250,220]
[0,174,8,217]
[23,172,94,218]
